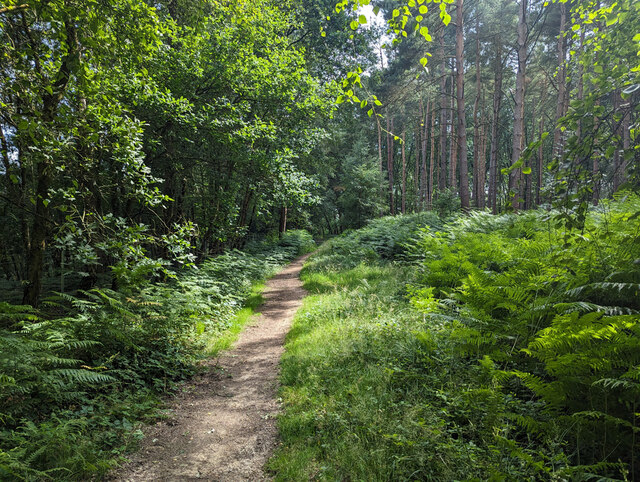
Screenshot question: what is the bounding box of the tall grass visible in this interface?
[271,201,640,480]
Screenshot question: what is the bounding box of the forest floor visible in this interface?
[111,254,310,481]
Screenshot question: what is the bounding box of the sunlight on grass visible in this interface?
[204,283,265,356]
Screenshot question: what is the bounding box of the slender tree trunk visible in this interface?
[592,98,601,205]
[456,0,470,210]
[387,117,395,214]
[617,93,630,191]
[422,101,430,209]
[449,67,457,191]
[509,0,528,212]
[613,91,622,192]
[377,119,384,216]
[552,2,567,160]
[279,206,287,237]
[473,13,482,208]
[429,107,436,209]
[577,28,585,140]
[537,115,544,205]
[439,28,448,192]
[489,40,503,214]
[536,79,547,206]
[478,90,487,208]
[415,122,420,211]
[401,130,406,214]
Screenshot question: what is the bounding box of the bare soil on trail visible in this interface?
[112,255,310,481]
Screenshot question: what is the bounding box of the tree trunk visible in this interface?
[415,122,420,210]
[489,40,504,214]
[456,0,470,211]
[429,107,436,209]
[377,119,384,216]
[279,206,288,237]
[449,67,457,191]
[401,130,406,214]
[478,90,487,208]
[473,12,482,208]
[552,1,567,160]
[387,117,395,214]
[422,101,430,209]
[509,0,528,212]
[438,28,448,192]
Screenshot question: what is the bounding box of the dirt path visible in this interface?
[113,255,309,481]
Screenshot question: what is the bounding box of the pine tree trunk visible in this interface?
[429,108,436,209]
[473,13,482,208]
[422,101,430,209]
[489,40,503,214]
[439,28,448,192]
[415,122,420,211]
[387,117,395,214]
[401,130,407,214]
[456,0,470,211]
[509,0,528,212]
[552,2,567,160]
[478,91,487,208]
[449,67,457,191]
[377,119,384,216]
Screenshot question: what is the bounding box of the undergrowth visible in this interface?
[0,230,314,481]
[271,201,640,480]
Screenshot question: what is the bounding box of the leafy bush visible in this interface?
[408,197,640,478]
[314,212,442,272]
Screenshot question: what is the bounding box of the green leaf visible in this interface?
[419,5,428,14]
[359,15,367,24]
[368,109,373,117]
[420,57,428,67]
[350,20,358,30]
[522,167,532,175]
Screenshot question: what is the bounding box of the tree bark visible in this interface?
[552,1,568,160]
[449,66,457,192]
[429,107,436,209]
[473,12,483,208]
[509,0,528,212]
[438,28,448,192]
[377,119,384,216]
[401,130,407,214]
[422,101,430,209]
[387,116,395,214]
[279,206,288,237]
[489,39,504,214]
[456,0,470,210]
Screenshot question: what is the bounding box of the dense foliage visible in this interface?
[273,198,639,480]
[1,0,638,479]
[0,231,314,479]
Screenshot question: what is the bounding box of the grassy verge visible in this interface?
[205,282,265,356]
[270,203,640,481]
[269,258,468,481]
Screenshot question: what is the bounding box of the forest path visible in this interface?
[113,254,310,481]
